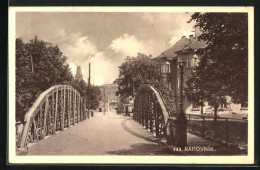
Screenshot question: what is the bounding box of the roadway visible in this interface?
[27,111,174,155]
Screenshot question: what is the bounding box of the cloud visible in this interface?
[57,30,97,63]
[88,52,118,86]
[69,62,78,78]
[68,52,118,86]
[60,31,118,85]
[109,34,153,57]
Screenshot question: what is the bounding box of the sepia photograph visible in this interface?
[8,7,254,164]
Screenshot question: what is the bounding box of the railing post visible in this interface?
[68,88,71,127]
[146,93,148,129]
[77,93,80,121]
[142,95,145,127]
[202,115,205,137]
[75,90,78,123]
[42,97,49,139]
[155,101,159,138]
[39,106,43,139]
[137,97,140,123]
[51,90,55,135]
[53,88,58,134]
[133,99,136,120]
[149,93,153,134]
[188,114,191,132]
[61,87,65,130]
[82,98,85,120]
[74,91,77,124]
[145,94,148,129]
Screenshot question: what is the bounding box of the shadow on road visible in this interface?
[121,118,160,143]
[106,143,176,155]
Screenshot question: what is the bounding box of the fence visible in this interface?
[185,114,248,149]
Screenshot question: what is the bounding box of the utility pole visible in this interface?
[88,62,90,118]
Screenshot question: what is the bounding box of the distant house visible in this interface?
[155,32,247,116]
[99,84,119,112]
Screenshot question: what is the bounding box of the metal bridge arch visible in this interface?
[18,85,87,150]
[133,85,174,139]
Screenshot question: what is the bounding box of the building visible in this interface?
[98,84,119,112]
[75,65,83,81]
[155,32,247,116]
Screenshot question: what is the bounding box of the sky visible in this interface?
[16,12,195,86]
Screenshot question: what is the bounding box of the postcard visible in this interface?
[8,6,254,164]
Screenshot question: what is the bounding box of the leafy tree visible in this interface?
[186,13,248,116]
[16,37,74,122]
[114,53,162,97]
[86,85,102,110]
[16,36,102,122]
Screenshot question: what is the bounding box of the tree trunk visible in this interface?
[200,105,204,115]
[214,105,218,121]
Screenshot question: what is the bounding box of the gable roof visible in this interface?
[184,38,208,50]
[156,36,208,60]
[156,37,191,59]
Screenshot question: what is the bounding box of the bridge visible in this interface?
[16,85,247,155]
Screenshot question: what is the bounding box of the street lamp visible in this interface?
[175,61,187,147]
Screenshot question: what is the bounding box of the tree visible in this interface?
[114,53,162,97]
[71,79,101,110]
[16,36,102,122]
[16,37,74,122]
[186,13,248,115]
[87,85,102,110]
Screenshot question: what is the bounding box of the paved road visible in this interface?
[27,111,173,155]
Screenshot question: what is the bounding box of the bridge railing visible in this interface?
[133,85,176,140]
[17,85,87,151]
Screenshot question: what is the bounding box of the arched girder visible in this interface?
[133,85,176,139]
[18,85,87,151]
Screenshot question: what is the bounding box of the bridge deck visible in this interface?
[27,111,174,155]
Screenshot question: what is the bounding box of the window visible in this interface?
[241,102,248,110]
[168,82,171,90]
[161,62,170,73]
[220,103,227,109]
[177,78,181,89]
[187,58,193,68]
[161,65,165,73]
[186,57,200,68]
[192,103,200,111]
[177,58,182,69]
[165,62,170,73]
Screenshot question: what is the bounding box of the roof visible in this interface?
[184,39,208,50]
[156,36,207,59]
[156,37,191,59]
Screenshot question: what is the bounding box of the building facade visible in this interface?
[98,84,119,112]
[155,34,248,116]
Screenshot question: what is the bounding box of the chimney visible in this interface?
[189,35,194,42]
[194,25,202,38]
[182,36,186,39]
